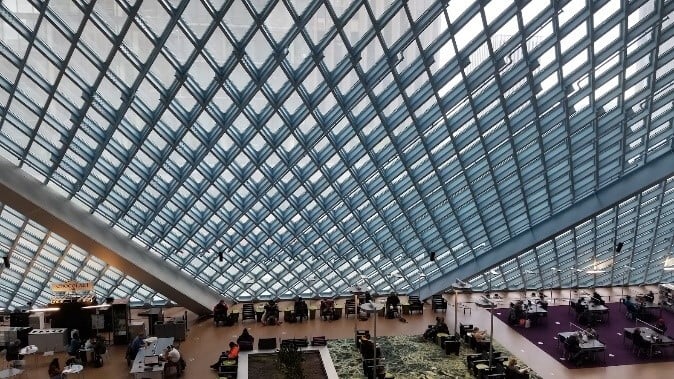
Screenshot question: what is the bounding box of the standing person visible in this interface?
[126,332,145,366]
[48,358,63,379]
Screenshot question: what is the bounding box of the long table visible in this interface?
[623,327,674,357]
[129,337,174,379]
[557,332,606,362]
[569,299,610,322]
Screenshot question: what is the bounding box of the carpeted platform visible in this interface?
[493,301,674,368]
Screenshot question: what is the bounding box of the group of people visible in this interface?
[506,298,547,326]
[209,328,251,370]
[126,331,185,375]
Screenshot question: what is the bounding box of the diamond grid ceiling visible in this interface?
[0,0,673,307]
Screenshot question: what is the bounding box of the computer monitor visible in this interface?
[143,355,159,366]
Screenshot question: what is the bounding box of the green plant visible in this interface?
[277,342,304,379]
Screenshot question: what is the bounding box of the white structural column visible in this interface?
[0,157,221,315]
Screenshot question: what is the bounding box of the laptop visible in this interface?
[143,355,160,366]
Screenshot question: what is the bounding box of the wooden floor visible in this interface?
[13,285,674,379]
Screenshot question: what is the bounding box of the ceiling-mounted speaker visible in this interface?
[430,251,436,261]
[615,242,624,253]
[2,257,8,269]
[218,250,224,262]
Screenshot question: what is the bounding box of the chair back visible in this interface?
[258,338,277,350]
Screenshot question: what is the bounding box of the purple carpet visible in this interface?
[493,302,674,368]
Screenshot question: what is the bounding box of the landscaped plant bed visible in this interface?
[247,350,328,379]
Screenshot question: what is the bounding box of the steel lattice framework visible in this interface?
[0,0,673,308]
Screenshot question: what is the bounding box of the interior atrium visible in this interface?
[0,0,673,314]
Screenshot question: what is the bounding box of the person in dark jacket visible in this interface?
[294,297,308,323]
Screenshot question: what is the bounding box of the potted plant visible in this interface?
[277,342,304,378]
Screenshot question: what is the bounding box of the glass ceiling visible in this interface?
[0,0,673,307]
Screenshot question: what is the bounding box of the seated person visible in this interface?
[591,291,604,305]
[213,299,228,325]
[236,328,254,350]
[425,316,450,341]
[82,336,96,363]
[163,344,182,374]
[210,342,239,370]
[644,290,655,303]
[48,358,63,379]
[320,299,335,321]
[578,308,595,326]
[5,339,23,362]
[294,297,308,323]
[472,327,488,342]
[655,318,668,334]
[385,293,400,318]
[67,332,82,358]
[585,327,598,339]
[505,357,528,378]
[565,333,585,365]
[262,300,280,325]
[237,328,254,344]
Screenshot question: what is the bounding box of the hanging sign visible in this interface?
[51,281,94,292]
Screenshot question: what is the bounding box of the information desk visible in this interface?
[28,328,68,353]
[129,337,174,379]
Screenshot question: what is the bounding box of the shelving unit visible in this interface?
[111,298,130,345]
[658,283,674,313]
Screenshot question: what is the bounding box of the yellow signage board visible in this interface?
[51,281,94,292]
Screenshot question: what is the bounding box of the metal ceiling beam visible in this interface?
[415,147,674,300]
[0,157,221,315]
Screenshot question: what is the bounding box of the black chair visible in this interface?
[258,338,277,350]
[345,299,357,318]
[218,358,238,378]
[408,296,424,314]
[445,340,461,355]
[238,340,254,351]
[311,336,327,346]
[241,303,256,322]
[431,294,448,312]
[214,310,228,326]
[355,329,369,348]
[460,323,474,338]
[281,338,308,348]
